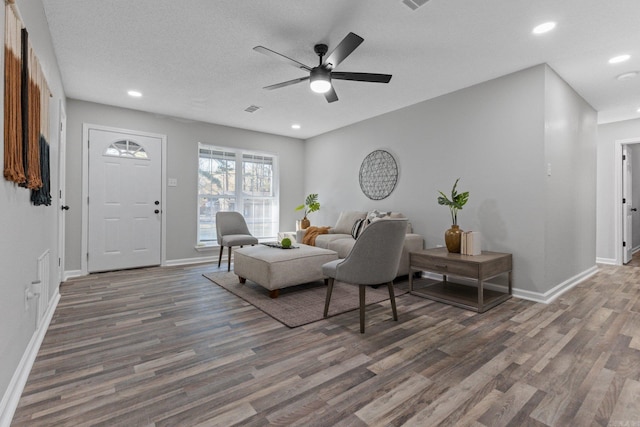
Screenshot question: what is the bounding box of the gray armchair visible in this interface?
[216,211,259,271]
[322,218,408,333]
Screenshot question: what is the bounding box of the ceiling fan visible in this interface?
[253,32,392,103]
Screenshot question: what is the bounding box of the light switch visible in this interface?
[168,178,178,187]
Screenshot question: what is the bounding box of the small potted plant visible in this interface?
[437,178,469,253]
[295,193,320,229]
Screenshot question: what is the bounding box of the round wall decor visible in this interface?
[359,150,398,200]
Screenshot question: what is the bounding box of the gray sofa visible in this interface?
[295,210,424,276]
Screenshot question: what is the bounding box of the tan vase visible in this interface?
[444,224,463,253]
[300,216,310,229]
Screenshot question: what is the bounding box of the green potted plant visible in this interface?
[295,193,320,229]
[437,178,469,253]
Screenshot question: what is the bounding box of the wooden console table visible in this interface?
[409,247,512,313]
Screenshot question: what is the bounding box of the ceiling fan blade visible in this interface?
[263,76,309,90]
[324,86,338,103]
[332,72,392,83]
[323,32,364,69]
[253,46,312,72]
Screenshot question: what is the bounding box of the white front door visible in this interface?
[623,145,633,264]
[88,128,162,272]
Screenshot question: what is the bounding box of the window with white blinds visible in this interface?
[197,144,278,244]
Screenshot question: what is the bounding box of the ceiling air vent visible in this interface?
[402,0,430,10]
[244,105,261,113]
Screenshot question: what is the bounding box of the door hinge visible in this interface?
[623,241,627,247]
[623,198,626,204]
[623,154,627,161]
[58,258,61,267]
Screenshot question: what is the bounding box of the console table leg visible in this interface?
[478,280,484,312]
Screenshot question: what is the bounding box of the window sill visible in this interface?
[195,243,218,252]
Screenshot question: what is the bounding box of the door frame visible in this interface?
[81,123,167,275]
[615,137,640,265]
[57,101,66,281]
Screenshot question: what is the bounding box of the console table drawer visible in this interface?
[411,256,479,278]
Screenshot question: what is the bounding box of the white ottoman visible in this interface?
[233,244,339,298]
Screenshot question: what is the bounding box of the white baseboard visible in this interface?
[0,288,60,427]
[596,257,617,265]
[63,269,83,280]
[421,265,599,305]
[164,255,220,267]
[512,265,599,303]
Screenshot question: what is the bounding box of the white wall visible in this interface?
[305,64,597,296]
[597,118,640,262]
[65,100,305,271]
[543,67,598,290]
[0,0,66,422]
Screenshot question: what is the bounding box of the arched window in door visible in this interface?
[104,140,149,159]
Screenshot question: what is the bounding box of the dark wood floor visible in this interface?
[10,261,640,426]
[625,250,640,267]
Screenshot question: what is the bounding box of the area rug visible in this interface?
[203,271,409,328]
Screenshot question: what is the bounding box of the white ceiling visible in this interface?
[41,0,640,139]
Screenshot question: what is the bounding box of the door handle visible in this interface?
[632,208,638,212]
[61,205,70,211]
[154,209,160,214]
[155,201,160,205]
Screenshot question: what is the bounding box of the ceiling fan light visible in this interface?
[310,79,331,93]
[310,68,331,93]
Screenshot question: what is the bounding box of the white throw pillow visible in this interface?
[366,209,391,222]
[334,211,367,234]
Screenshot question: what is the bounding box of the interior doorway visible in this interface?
[616,139,640,265]
[57,102,66,281]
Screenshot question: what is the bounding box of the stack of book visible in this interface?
[461,231,481,255]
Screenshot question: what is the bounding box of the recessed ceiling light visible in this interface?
[609,55,631,64]
[291,124,301,130]
[127,90,142,97]
[532,22,556,35]
[617,71,639,81]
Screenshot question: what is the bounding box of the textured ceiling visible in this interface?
[41,0,640,139]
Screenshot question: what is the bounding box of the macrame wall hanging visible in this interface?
[3,0,52,206]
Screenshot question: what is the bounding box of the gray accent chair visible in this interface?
[216,211,259,271]
[322,218,408,333]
